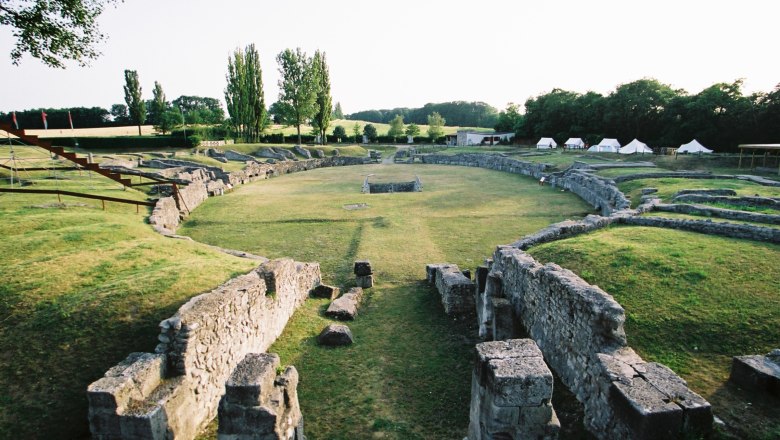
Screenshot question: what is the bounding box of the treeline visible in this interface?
[347,101,498,128]
[2,96,224,131]
[497,78,780,152]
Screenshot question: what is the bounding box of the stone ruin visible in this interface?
[361,175,422,194]
[427,251,713,439]
[87,258,321,440]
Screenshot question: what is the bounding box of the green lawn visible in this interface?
[0,161,257,439]
[179,163,593,439]
[528,226,780,439]
[618,177,780,208]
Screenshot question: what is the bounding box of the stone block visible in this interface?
[356,274,374,288]
[325,287,364,320]
[354,260,373,276]
[310,284,340,299]
[491,297,516,341]
[638,362,712,435]
[318,324,354,346]
[730,351,780,397]
[611,377,683,440]
[487,356,553,407]
[224,353,280,406]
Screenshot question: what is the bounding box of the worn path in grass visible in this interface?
[180,163,592,439]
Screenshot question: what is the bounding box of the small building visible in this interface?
[564,138,585,149]
[536,137,557,149]
[446,131,515,146]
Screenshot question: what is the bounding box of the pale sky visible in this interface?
[1,0,778,115]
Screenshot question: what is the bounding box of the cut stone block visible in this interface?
[730,350,780,397]
[354,260,373,276]
[310,284,340,300]
[356,274,374,288]
[318,324,354,346]
[325,287,364,320]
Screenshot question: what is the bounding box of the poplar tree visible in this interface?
[123,69,145,135]
[311,50,332,145]
[150,81,167,127]
[225,44,266,142]
[388,114,405,142]
[332,102,344,119]
[276,48,316,145]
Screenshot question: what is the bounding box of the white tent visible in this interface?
[536,137,557,149]
[619,138,653,155]
[678,139,713,154]
[564,138,585,149]
[587,138,621,153]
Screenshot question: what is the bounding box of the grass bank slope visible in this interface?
[528,226,780,439]
[179,164,592,439]
[0,196,256,439]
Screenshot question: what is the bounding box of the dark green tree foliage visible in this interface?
[276,47,317,145]
[149,81,167,127]
[516,78,780,151]
[1,107,109,129]
[123,69,145,135]
[311,50,332,144]
[225,44,266,142]
[352,122,361,143]
[172,96,224,124]
[388,114,404,141]
[1,0,118,68]
[332,102,344,119]
[347,101,499,128]
[427,112,445,142]
[333,125,346,141]
[363,123,377,142]
[110,103,130,124]
[405,123,420,137]
[494,103,523,133]
[157,108,182,135]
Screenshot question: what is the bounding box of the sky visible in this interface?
[1,0,779,115]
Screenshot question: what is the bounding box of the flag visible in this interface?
[42,111,48,130]
[12,111,18,130]
[68,111,74,130]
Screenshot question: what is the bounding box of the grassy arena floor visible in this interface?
[178,164,593,439]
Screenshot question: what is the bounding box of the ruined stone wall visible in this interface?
[420,153,549,178]
[485,247,712,439]
[88,258,321,440]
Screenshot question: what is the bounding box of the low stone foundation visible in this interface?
[729,349,780,397]
[426,263,476,316]
[468,339,559,440]
[87,258,321,440]
[217,353,304,440]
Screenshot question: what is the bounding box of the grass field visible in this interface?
[178,164,593,439]
[528,226,780,439]
[618,177,780,208]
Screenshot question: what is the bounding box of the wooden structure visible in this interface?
[738,144,780,175]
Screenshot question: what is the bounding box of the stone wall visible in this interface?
[482,247,712,439]
[87,258,321,440]
[420,153,549,178]
[622,215,780,244]
[655,203,780,225]
[218,353,304,440]
[426,264,476,316]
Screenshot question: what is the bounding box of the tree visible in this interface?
[110,103,130,124]
[332,102,344,119]
[172,96,225,125]
[388,114,405,142]
[405,123,420,138]
[157,109,182,135]
[352,122,361,143]
[123,70,145,135]
[363,123,378,142]
[495,103,522,133]
[427,112,445,143]
[333,125,346,141]
[276,47,317,145]
[149,81,167,127]
[1,0,118,68]
[224,44,267,142]
[310,50,332,145]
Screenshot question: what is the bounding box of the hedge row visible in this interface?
[48,136,199,150]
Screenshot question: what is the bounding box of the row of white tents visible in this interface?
[535,137,713,154]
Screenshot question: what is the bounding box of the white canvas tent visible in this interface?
[587,138,621,153]
[564,138,585,149]
[678,139,713,154]
[619,138,653,155]
[536,137,557,149]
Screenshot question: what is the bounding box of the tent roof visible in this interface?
[536,137,557,145]
[597,138,621,148]
[564,138,584,145]
[619,139,652,154]
[678,139,712,153]
[587,144,619,153]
